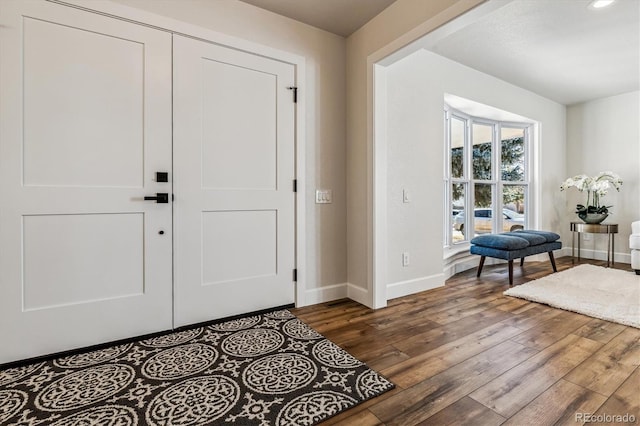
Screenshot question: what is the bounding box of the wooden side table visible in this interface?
[570,222,618,267]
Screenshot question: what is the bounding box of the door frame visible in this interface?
[52,0,307,307]
[368,0,499,309]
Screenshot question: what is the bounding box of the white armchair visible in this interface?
[631,221,640,274]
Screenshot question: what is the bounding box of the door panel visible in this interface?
[23,17,144,187]
[22,213,145,311]
[173,35,296,327]
[0,1,173,364]
[201,60,278,190]
[202,210,278,284]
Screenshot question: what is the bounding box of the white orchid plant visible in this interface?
[560,171,623,215]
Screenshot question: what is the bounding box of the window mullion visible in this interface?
[524,126,531,228]
[444,109,450,246]
[465,120,472,236]
[494,123,501,234]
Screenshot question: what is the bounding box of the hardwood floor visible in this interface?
[290,257,640,425]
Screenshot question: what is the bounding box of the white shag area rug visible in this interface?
[504,264,640,328]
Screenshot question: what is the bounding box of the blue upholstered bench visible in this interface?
[470,230,562,285]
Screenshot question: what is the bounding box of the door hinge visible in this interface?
[287,86,298,103]
[293,179,297,193]
[293,269,298,282]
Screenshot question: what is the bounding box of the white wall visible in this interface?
[108,0,347,300]
[385,50,566,290]
[566,91,640,263]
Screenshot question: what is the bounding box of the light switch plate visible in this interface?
[316,189,333,204]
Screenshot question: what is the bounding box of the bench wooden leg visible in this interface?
[477,256,486,278]
[508,260,514,286]
[520,257,525,267]
[548,251,558,272]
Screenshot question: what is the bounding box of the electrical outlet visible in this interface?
[583,233,592,241]
[402,252,410,266]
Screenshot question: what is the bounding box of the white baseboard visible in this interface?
[300,246,633,308]
[444,254,505,280]
[444,258,476,280]
[386,274,444,300]
[443,247,632,283]
[302,282,347,306]
[302,275,446,307]
[302,282,374,307]
[557,246,631,265]
[347,283,370,307]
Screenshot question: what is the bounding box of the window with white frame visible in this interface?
[444,107,531,247]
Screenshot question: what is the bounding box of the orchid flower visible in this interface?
[560,171,622,211]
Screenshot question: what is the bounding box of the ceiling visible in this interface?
[238,0,397,37]
[429,0,640,105]
[239,0,638,106]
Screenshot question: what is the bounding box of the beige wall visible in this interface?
[105,0,636,307]
[110,0,348,295]
[345,0,483,294]
[566,91,640,262]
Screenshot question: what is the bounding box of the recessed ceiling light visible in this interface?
[589,0,616,9]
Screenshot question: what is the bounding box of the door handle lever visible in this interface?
[144,193,169,203]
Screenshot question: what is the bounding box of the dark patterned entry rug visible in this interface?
[0,309,394,425]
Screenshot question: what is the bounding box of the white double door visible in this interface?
[0,1,295,364]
